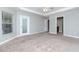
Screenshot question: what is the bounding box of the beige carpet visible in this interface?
[0,32,79,52]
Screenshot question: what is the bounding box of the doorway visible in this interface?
[48,20,49,32]
[44,19,49,32]
[57,16,63,35]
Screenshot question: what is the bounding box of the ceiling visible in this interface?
[25,7,65,16]
[1,7,75,17]
[26,7,64,13]
[19,7,75,16]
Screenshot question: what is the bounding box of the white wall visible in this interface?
[49,15,57,34]
[44,19,49,32]
[17,10,47,34]
[49,8,79,38]
[0,7,47,43]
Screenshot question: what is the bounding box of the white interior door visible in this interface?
[20,15,30,35]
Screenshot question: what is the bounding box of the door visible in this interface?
[20,15,30,35]
[22,18,27,33]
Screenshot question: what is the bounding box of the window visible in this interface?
[2,11,13,34]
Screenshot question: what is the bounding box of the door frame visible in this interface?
[56,16,64,35]
[20,15,30,35]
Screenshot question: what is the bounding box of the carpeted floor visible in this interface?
[0,32,79,52]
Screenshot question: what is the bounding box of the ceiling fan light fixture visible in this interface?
[43,8,48,12]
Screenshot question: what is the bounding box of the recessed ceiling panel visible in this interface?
[25,7,65,13]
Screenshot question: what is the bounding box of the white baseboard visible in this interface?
[64,34,79,38]
[0,31,46,46]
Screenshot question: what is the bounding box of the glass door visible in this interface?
[20,15,30,35]
[22,18,27,33]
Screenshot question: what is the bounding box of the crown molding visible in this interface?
[19,7,44,16]
[19,7,76,16]
[46,7,76,16]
